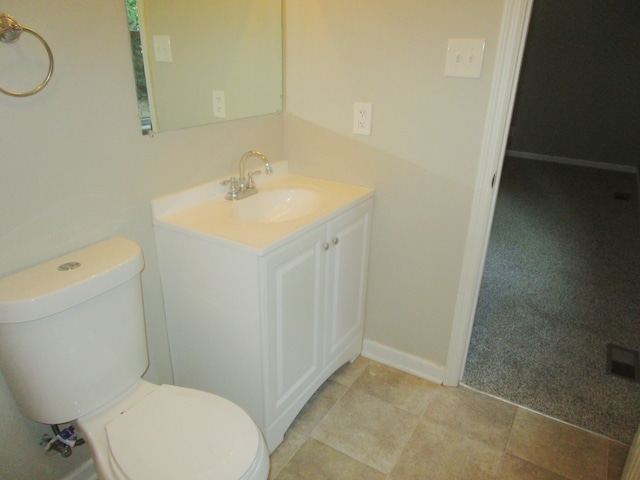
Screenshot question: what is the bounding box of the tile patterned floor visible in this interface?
[269,357,630,480]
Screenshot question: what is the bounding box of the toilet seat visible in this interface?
[105,384,261,480]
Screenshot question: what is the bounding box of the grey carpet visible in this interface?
[463,157,640,444]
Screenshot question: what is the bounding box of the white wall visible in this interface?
[284,0,505,376]
[0,1,282,479]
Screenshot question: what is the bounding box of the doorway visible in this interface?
[461,0,640,444]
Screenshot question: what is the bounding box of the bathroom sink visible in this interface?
[230,188,323,223]
[152,164,374,253]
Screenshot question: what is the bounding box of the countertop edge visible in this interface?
[153,191,374,256]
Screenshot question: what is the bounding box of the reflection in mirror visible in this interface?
[126,1,152,132]
[126,0,282,134]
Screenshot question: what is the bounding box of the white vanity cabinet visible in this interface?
[153,173,373,452]
[262,200,372,445]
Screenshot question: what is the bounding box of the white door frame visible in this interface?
[443,0,534,386]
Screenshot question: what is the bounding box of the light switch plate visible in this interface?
[445,38,486,78]
[213,90,226,118]
[153,35,173,63]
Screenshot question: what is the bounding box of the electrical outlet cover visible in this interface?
[353,102,372,135]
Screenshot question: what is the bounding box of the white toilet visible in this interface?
[0,237,269,480]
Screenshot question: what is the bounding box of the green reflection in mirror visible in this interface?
[126,0,152,133]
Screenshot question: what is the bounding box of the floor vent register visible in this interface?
[607,343,639,382]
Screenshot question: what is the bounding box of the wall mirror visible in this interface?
[126,0,282,133]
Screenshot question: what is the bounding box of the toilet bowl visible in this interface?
[78,381,269,480]
[0,237,269,479]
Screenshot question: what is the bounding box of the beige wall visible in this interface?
[284,0,505,371]
[0,0,510,478]
[0,1,282,479]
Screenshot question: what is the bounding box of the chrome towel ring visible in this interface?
[0,13,54,97]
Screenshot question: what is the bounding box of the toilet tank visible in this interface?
[0,237,148,425]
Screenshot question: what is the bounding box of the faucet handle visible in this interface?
[220,176,236,186]
[222,177,240,200]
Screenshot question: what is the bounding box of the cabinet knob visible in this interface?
[332,237,339,245]
[323,242,330,251]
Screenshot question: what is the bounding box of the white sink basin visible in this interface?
[230,188,323,223]
[152,165,374,253]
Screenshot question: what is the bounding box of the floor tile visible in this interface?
[311,387,419,474]
[274,438,386,480]
[423,386,517,449]
[390,421,504,480]
[497,454,570,479]
[328,356,371,387]
[268,429,306,480]
[286,379,347,437]
[507,409,609,480]
[269,358,629,480]
[607,441,629,480]
[351,362,441,415]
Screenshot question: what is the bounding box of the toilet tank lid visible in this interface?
[0,237,144,324]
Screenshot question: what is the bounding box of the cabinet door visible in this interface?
[262,226,326,426]
[324,200,373,369]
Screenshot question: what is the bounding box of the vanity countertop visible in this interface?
[152,162,374,255]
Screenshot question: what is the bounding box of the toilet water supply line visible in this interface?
[40,424,85,458]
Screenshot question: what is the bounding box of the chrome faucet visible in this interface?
[222,150,273,200]
[240,150,273,187]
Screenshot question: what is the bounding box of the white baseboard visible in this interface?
[506,150,638,174]
[61,459,96,480]
[362,339,444,385]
